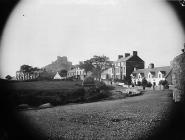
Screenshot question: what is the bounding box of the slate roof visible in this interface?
[117,55,133,62]
[132,66,171,78]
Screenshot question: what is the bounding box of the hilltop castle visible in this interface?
[43,56,72,73]
[16,56,72,80]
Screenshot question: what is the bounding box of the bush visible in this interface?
[83,76,95,86]
[68,88,85,102]
[142,78,148,87]
[114,79,125,83]
[159,80,169,89]
[95,81,106,89]
[147,82,152,87]
[137,81,141,86]
[85,89,111,102]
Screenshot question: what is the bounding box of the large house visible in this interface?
[100,51,145,81]
[113,51,145,80]
[131,63,172,85]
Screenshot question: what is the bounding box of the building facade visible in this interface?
[101,67,114,80]
[113,51,145,80]
[131,63,172,85]
[67,65,91,80]
[16,71,40,80]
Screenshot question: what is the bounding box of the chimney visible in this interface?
[148,63,154,69]
[118,55,123,59]
[134,67,137,71]
[133,51,137,56]
[125,53,130,57]
[182,43,185,53]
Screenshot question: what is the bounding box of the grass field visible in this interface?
[6,80,113,107]
[8,80,82,91]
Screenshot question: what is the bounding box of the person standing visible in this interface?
[142,77,147,90]
[153,82,156,90]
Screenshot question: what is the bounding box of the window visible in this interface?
[123,67,126,73]
[158,73,162,78]
[121,62,124,66]
[138,74,140,79]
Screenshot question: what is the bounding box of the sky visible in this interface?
[0,0,184,78]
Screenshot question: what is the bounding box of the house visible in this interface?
[113,51,145,80]
[53,72,65,80]
[67,65,91,80]
[16,71,40,80]
[131,63,172,85]
[101,67,114,80]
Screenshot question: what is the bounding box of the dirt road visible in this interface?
[19,90,174,140]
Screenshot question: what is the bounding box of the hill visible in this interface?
[43,56,72,73]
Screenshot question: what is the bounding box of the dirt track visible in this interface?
[19,90,174,140]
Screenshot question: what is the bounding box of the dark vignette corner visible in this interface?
[0,1,46,140]
[0,0,185,140]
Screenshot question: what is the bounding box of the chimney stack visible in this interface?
[133,51,137,56]
[148,63,154,69]
[125,53,130,57]
[182,43,185,53]
[118,55,123,59]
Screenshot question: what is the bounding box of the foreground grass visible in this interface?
[19,90,173,140]
[6,80,114,107]
[7,80,82,90]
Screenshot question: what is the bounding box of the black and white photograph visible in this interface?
[0,0,185,140]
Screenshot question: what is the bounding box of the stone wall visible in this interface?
[171,53,185,90]
[171,52,185,102]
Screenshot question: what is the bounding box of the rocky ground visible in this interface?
[18,90,174,140]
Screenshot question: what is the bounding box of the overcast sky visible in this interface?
[0,0,184,77]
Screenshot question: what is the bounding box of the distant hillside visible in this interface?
[43,56,72,73]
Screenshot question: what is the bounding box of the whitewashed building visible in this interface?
[16,71,40,80]
[53,72,63,79]
[101,67,114,80]
[131,63,172,85]
[67,65,90,80]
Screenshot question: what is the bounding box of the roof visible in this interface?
[54,72,62,79]
[132,66,171,78]
[117,55,133,62]
[149,71,156,76]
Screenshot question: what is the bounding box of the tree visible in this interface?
[20,65,33,73]
[5,75,12,80]
[79,60,94,75]
[79,55,112,81]
[90,55,112,81]
[159,80,169,89]
[32,67,40,72]
[137,81,142,86]
[59,69,67,77]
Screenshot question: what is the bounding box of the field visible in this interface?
[18,90,175,140]
[7,80,82,91]
[6,80,114,107]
